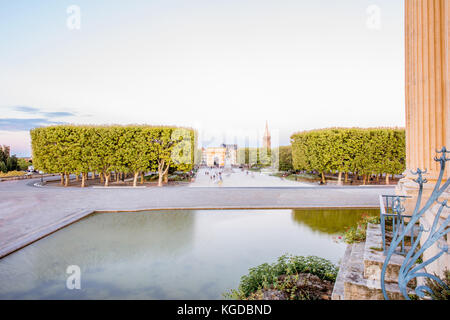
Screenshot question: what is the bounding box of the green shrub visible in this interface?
[343,226,367,244]
[224,255,338,299]
[342,213,381,244]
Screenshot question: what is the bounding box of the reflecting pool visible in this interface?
[0,208,378,299]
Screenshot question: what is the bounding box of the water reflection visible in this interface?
[291,208,379,235]
[0,211,196,299]
[0,209,370,300]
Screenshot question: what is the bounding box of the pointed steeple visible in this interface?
[263,121,271,150]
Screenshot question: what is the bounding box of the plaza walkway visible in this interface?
[0,175,395,258]
[190,168,311,187]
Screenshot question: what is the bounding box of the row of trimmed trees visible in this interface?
[290,128,406,184]
[30,125,196,187]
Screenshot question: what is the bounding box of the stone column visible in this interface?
[397,0,449,278]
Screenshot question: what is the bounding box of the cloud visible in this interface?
[0,118,65,131]
[12,106,41,113]
[41,112,75,118]
[10,106,75,118]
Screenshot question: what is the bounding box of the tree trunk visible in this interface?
[64,173,69,187]
[321,172,326,184]
[133,171,139,187]
[100,172,104,183]
[60,173,64,185]
[140,172,144,184]
[158,172,163,187]
[345,172,348,183]
[81,173,86,188]
[363,174,367,185]
[116,172,120,182]
[158,161,170,187]
[337,172,343,185]
[76,174,79,182]
[164,171,169,184]
[386,174,390,185]
[105,172,110,187]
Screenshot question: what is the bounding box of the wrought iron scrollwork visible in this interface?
[381,147,450,300]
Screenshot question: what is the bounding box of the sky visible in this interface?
[0,0,405,157]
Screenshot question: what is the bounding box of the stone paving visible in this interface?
[0,174,395,258]
[190,168,311,187]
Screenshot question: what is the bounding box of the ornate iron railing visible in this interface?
[381,147,450,300]
[380,195,413,255]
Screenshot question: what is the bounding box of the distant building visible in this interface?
[262,121,271,150]
[205,147,226,167]
[201,148,207,164]
[202,144,238,167]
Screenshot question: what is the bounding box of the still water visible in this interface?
[0,208,377,299]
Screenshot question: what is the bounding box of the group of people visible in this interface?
[204,168,223,184]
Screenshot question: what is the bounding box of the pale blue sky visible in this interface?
[0,0,405,156]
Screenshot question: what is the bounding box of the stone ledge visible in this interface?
[331,244,352,300]
[332,224,415,300]
[363,223,405,283]
[344,241,408,300]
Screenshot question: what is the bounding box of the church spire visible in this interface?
[263,121,271,150]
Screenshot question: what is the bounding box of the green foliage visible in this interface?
[343,226,367,244]
[0,146,9,164]
[224,255,338,299]
[0,161,7,173]
[6,155,18,171]
[278,146,293,171]
[342,213,381,244]
[16,158,30,171]
[0,148,21,172]
[425,270,450,300]
[30,125,195,186]
[290,128,406,179]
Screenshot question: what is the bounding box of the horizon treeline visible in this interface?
[30,125,196,187]
[290,128,406,184]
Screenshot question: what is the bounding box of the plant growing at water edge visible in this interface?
[223,255,338,300]
[342,213,381,244]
